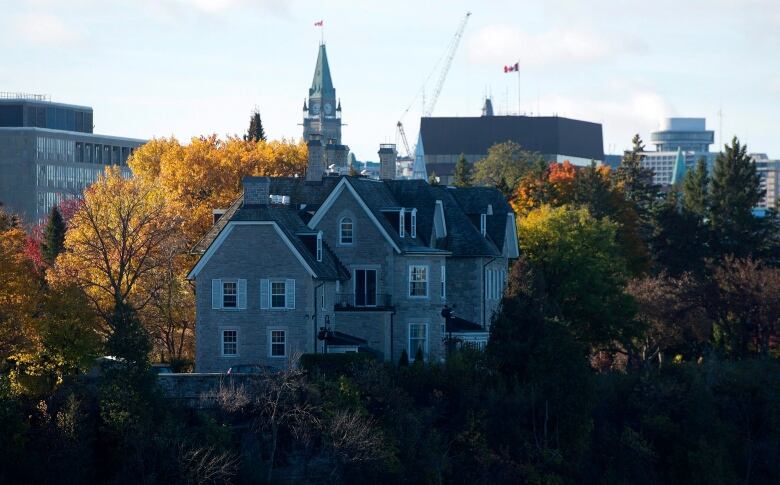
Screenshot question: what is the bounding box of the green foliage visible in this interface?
[517,205,639,349]
[649,192,709,276]
[683,157,709,216]
[42,205,66,265]
[452,153,473,187]
[428,170,439,185]
[299,352,375,376]
[244,108,266,142]
[613,134,658,216]
[474,141,541,196]
[398,349,409,367]
[709,137,765,257]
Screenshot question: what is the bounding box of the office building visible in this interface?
[0,93,145,223]
[640,118,717,186]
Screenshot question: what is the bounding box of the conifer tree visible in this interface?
[709,137,765,257]
[245,108,266,142]
[614,134,658,214]
[682,158,709,216]
[452,154,473,187]
[42,205,66,265]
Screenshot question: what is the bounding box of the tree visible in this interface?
[682,157,709,216]
[129,135,307,246]
[517,205,639,352]
[245,108,267,142]
[511,160,576,216]
[473,141,542,196]
[48,167,184,329]
[428,171,439,186]
[613,134,658,232]
[452,154,473,187]
[709,137,765,258]
[0,225,39,365]
[648,193,709,276]
[41,205,66,266]
[626,273,710,366]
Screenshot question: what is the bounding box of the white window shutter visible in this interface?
[260,279,270,309]
[238,279,247,309]
[286,279,295,309]
[212,279,222,309]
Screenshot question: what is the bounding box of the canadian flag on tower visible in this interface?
[504,62,519,73]
[314,20,324,27]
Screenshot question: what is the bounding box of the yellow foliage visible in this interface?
[0,227,40,361]
[47,166,184,320]
[129,135,307,246]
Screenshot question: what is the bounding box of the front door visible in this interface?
[354,269,377,307]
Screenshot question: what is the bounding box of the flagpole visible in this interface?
[516,60,521,115]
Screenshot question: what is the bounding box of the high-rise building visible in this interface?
[752,153,780,209]
[301,44,348,179]
[640,118,717,186]
[0,93,145,223]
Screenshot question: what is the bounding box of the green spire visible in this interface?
[309,44,335,98]
[670,147,686,186]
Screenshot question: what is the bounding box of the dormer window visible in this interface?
[411,208,417,238]
[399,208,406,238]
[480,213,487,236]
[316,231,323,262]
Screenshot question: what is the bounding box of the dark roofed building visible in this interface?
[419,107,604,184]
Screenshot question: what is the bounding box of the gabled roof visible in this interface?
[449,187,514,254]
[427,186,501,257]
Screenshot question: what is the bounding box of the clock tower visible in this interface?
[303,44,342,146]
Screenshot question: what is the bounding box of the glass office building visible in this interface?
[0,93,145,223]
[641,117,717,186]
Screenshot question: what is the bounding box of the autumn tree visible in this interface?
[473,141,542,196]
[129,135,307,246]
[245,108,267,142]
[452,154,473,187]
[48,167,183,359]
[511,160,575,215]
[517,205,639,353]
[0,223,39,365]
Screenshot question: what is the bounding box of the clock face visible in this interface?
[310,102,321,115]
[324,102,333,115]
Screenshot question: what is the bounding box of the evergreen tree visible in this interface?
[614,134,658,216]
[709,137,764,257]
[245,108,266,142]
[452,154,473,187]
[42,205,66,265]
[649,192,708,276]
[682,157,709,217]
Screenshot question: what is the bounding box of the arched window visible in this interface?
[339,217,354,245]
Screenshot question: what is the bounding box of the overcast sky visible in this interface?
[2,0,778,161]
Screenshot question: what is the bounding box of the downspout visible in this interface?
[313,280,324,354]
[482,256,497,328]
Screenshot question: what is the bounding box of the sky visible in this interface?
[1,0,778,161]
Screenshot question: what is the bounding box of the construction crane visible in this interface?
[396,11,471,159]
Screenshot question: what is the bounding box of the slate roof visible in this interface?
[191,176,514,277]
[420,115,604,161]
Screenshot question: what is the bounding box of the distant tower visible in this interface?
[411,133,428,180]
[303,44,342,145]
[481,97,494,117]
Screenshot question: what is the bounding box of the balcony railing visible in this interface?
[335,293,393,310]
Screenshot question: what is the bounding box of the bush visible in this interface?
[299,352,376,376]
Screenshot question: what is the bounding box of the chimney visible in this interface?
[242,176,270,205]
[306,134,324,182]
[378,143,397,180]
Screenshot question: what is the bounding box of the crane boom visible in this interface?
[424,11,471,117]
[397,121,413,160]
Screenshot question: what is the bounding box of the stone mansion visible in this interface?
[186,45,517,371]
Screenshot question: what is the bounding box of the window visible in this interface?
[316,231,323,262]
[411,209,417,238]
[270,330,286,357]
[399,208,405,237]
[339,217,353,244]
[409,265,428,298]
[271,281,286,308]
[440,265,446,300]
[480,213,487,236]
[223,282,237,308]
[408,323,427,361]
[355,269,377,306]
[222,330,237,357]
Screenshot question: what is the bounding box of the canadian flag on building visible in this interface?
[504,62,519,73]
[314,20,324,26]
